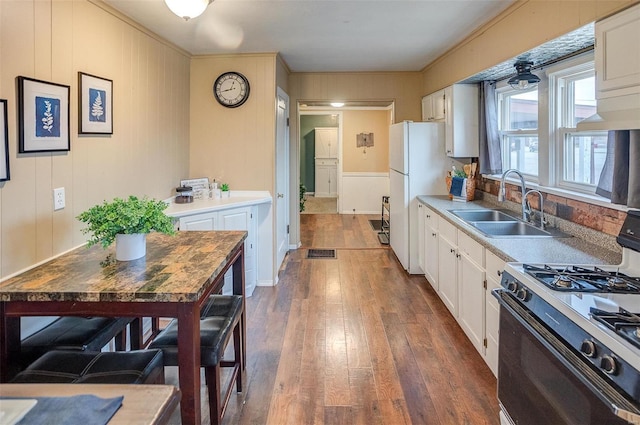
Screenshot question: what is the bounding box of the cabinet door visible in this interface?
[417,204,425,273]
[179,211,217,231]
[437,235,458,317]
[458,251,485,353]
[315,165,331,197]
[424,222,439,290]
[444,84,479,157]
[484,250,505,377]
[422,94,434,121]
[315,127,338,158]
[328,165,337,196]
[432,90,446,121]
[219,207,256,295]
[596,3,640,97]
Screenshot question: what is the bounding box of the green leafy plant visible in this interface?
[77,196,175,248]
[220,183,230,191]
[299,183,307,212]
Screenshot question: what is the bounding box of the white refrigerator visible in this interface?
[389,121,449,273]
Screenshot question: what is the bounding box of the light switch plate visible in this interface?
[53,187,65,210]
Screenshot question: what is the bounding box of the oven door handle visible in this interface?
[614,407,640,425]
[494,288,640,424]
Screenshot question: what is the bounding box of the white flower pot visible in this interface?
[116,233,146,261]
[222,191,230,198]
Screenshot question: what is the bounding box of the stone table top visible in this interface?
[0,231,247,303]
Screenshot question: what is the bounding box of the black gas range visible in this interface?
[495,210,640,425]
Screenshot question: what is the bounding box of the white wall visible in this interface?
[341,172,389,214]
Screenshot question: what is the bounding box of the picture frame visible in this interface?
[78,72,113,135]
[18,76,70,153]
[0,99,9,181]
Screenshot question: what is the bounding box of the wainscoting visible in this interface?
[341,172,389,214]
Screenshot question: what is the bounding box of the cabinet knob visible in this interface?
[277,193,284,198]
[497,270,502,276]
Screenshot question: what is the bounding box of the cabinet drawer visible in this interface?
[438,218,457,244]
[457,231,483,266]
[485,250,506,282]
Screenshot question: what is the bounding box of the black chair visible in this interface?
[11,349,165,384]
[19,316,134,370]
[149,295,244,425]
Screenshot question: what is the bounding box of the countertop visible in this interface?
[417,195,622,265]
[0,231,247,302]
[165,190,272,218]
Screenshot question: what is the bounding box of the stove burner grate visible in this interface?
[523,264,640,293]
[590,308,640,350]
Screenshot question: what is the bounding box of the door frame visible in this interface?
[298,110,343,213]
[275,87,290,281]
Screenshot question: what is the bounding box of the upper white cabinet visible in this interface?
[421,89,446,122]
[595,3,640,98]
[444,84,479,157]
[315,127,338,158]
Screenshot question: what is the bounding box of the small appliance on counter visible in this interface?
[175,186,193,204]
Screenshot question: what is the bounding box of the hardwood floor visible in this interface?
[170,214,499,424]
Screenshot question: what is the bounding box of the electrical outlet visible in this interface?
[53,187,65,210]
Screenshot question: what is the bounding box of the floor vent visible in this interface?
[307,249,337,259]
[369,220,383,231]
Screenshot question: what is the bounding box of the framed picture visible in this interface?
[0,99,9,181]
[78,72,113,135]
[18,76,70,153]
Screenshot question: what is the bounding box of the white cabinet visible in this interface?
[595,3,640,98]
[178,206,257,295]
[457,231,485,354]
[437,219,458,317]
[315,127,338,158]
[421,89,446,122]
[417,204,425,273]
[444,84,479,157]
[315,159,338,197]
[484,250,505,377]
[423,206,439,290]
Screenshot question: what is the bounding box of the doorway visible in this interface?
[299,112,342,214]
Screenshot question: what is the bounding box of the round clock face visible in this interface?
[213,72,250,108]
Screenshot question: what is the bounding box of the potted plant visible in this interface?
[77,195,175,261]
[220,183,230,198]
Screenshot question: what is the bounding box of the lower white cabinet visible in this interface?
[418,202,505,377]
[178,206,257,295]
[457,232,485,354]
[417,204,426,273]
[484,250,505,376]
[315,159,338,197]
[437,219,458,317]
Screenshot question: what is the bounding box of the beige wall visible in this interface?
[0,1,190,278]
[422,0,635,93]
[342,109,392,173]
[189,54,277,192]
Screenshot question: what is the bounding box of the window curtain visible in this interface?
[479,81,502,175]
[596,129,640,208]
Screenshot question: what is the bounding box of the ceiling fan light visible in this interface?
[165,0,211,20]
[508,60,540,90]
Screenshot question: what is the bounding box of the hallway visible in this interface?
[170,213,499,424]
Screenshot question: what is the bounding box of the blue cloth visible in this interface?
[450,176,465,196]
[1,395,124,425]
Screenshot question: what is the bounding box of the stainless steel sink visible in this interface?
[471,221,552,237]
[447,208,570,238]
[450,209,517,222]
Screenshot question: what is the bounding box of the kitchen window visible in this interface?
[494,53,612,200]
[553,66,608,192]
[497,88,539,178]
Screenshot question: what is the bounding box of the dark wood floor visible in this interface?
[170,214,499,424]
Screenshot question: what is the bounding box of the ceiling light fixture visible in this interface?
[164,0,212,21]
[330,102,345,108]
[508,60,540,90]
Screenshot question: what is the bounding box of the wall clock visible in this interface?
[213,72,250,108]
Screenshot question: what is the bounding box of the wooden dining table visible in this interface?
[0,231,247,425]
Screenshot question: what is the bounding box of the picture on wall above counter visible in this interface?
[0,99,9,181]
[18,76,70,153]
[78,72,113,135]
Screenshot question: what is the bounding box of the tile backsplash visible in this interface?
[478,177,626,237]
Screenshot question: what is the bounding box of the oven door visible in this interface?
[495,290,640,425]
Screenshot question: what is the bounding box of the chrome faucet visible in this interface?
[525,189,545,230]
[498,169,528,221]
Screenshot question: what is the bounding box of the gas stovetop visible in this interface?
[591,308,640,350]
[523,264,640,293]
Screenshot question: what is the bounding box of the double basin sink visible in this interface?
[449,209,569,238]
